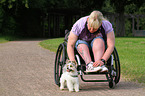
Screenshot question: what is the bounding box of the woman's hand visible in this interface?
[93,60,104,67]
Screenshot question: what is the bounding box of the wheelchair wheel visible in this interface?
[113,47,120,84]
[109,81,115,88]
[54,43,66,86]
[109,47,120,88]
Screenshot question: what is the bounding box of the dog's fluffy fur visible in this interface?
[60,62,79,92]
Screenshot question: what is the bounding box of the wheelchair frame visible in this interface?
[54,30,121,88]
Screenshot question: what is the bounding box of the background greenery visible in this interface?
[0,0,145,37]
[39,37,145,83]
[115,38,145,83]
[0,35,18,43]
[0,36,9,43]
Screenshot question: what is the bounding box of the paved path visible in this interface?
[0,40,145,96]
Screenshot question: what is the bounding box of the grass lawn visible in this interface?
[0,36,9,43]
[40,37,145,83]
[115,37,145,83]
[39,38,64,52]
[0,35,18,43]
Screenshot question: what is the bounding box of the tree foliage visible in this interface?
[109,0,145,36]
[0,0,29,9]
[110,0,144,13]
[0,0,145,37]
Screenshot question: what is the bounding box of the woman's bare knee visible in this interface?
[92,38,105,51]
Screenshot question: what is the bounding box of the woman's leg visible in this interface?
[77,44,92,64]
[92,38,105,62]
[76,39,103,73]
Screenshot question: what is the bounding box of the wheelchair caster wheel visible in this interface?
[109,81,115,88]
[77,65,81,71]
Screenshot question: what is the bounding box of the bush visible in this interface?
[2,16,17,36]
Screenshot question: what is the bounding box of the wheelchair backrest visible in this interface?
[64,29,70,42]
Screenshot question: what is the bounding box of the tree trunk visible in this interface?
[116,12,125,36]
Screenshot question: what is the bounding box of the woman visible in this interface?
[67,10,115,73]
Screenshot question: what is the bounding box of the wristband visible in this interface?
[101,59,106,64]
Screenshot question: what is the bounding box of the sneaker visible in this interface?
[100,65,108,72]
[86,62,102,73]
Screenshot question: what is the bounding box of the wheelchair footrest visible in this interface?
[80,75,110,82]
[80,72,111,82]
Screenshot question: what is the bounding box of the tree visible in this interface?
[0,0,29,9]
[110,0,144,36]
[0,0,29,35]
[4,0,144,37]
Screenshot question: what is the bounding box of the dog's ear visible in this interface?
[62,64,67,72]
[65,59,69,64]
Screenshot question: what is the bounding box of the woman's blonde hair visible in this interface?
[88,10,106,29]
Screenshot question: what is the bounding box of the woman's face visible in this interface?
[87,24,98,33]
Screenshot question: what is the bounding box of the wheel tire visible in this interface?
[54,43,66,86]
[113,47,121,84]
[109,81,115,88]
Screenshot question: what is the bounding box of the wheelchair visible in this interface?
[54,30,121,88]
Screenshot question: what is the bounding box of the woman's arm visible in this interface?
[67,32,78,61]
[102,31,115,61]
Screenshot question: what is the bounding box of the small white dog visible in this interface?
[60,61,79,92]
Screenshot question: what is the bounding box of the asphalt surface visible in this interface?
[0,40,145,96]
